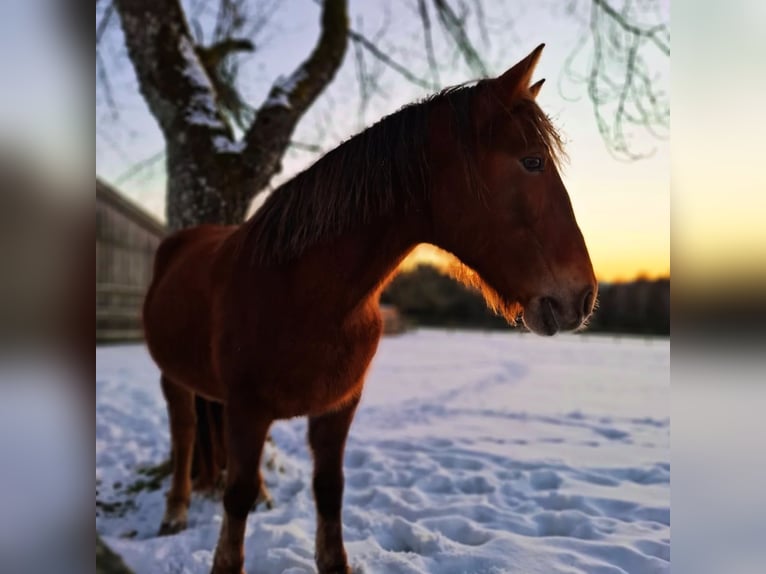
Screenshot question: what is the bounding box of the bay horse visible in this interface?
[143,44,597,574]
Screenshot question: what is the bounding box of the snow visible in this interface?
[263,68,308,109]
[177,36,214,92]
[96,330,669,573]
[264,91,292,109]
[213,135,246,155]
[177,35,227,130]
[277,68,308,95]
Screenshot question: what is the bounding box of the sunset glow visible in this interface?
[402,243,668,284]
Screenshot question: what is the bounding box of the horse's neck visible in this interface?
[289,212,429,315]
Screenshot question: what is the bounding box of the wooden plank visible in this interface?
[96,283,146,296]
[96,308,142,321]
[96,329,145,342]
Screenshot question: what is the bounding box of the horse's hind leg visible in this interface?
[212,405,271,574]
[309,397,360,574]
[158,375,196,535]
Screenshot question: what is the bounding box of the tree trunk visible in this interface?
[165,140,253,230]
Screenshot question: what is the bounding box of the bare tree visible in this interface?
[113,0,348,229]
[96,0,669,492]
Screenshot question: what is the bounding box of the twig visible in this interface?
[432,0,488,76]
[96,49,119,120]
[96,1,114,46]
[592,0,669,55]
[114,151,166,186]
[348,29,433,90]
[417,0,440,89]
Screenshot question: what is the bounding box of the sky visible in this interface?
[94,1,670,283]
[671,0,766,285]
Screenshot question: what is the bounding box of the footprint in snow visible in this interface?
[529,469,563,490]
[533,509,599,539]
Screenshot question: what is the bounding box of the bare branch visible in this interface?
[613,33,641,154]
[96,49,119,120]
[349,13,387,130]
[242,0,349,192]
[96,1,115,45]
[289,141,324,153]
[348,29,432,90]
[97,124,132,166]
[417,0,440,89]
[559,28,591,101]
[213,0,245,42]
[353,20,371,129]
[196,38,255,69]
[587,2,611,152]
[561,0,669,160]
[114,0,232,141]
[195,36,256,129]
[593,0,669,55]
[431,0,488,76]
[471,0,490,47]
[114,150,166,187]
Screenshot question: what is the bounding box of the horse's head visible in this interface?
[429,44,597,336]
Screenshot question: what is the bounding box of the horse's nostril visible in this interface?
[539,296,561,334]
[542,296,560,315]
[581,288,595,318]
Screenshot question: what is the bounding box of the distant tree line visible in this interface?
[382,265,670,336]
[589,276,669,335]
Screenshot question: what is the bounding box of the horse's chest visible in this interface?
[246,312,383,417]
[312,331,379,406]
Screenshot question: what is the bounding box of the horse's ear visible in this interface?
[495,44,545,99]
[528,78,545,99]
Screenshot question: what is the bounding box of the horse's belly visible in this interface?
[275,352,376,418]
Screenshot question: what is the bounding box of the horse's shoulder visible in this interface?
[154,225,235,272]
[343,300,384,343]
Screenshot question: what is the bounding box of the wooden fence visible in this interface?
[96,179,165,342]
[95,180,406,341]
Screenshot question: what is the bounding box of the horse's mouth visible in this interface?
[521,296,560,336]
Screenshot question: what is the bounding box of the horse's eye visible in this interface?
[521,156,544,172]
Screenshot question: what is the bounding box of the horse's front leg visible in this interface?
[308,396,360,574]
[211,404,271,574]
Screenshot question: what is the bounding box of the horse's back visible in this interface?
[143,224,236,400]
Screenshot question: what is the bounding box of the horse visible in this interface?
[142,44,597,574]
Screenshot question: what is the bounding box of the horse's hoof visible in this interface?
[210,559,245,574]
[157,519,187,536]
[318,564,351,574]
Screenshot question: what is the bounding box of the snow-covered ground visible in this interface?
[96,330,669,574]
